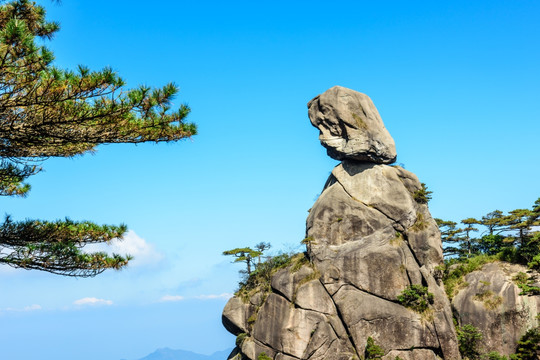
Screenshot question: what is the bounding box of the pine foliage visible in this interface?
[0,0,196,276]
[437,197,540,265]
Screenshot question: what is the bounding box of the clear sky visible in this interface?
[0,1,539,359]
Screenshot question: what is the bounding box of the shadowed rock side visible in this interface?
[222,87,461,360]
[452,262,540,356]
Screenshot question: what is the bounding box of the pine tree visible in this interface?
[0,0,196,277]
[223,247,263,274]
[460,218,480,257]
[254,242,271,265]
[435,218,462,257]
[364,337,384,359]
[504,209,534,247]
[480,210,505,236]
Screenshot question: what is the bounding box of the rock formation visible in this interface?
[452,262,540,356]
[307,86,396,164]
[222,86,461,359]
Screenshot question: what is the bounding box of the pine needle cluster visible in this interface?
[0,0,196,276]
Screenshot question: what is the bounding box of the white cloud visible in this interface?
[194,293,233,300]
[73,297,113,306]
[159,295,185,302]
[84,230,163,267]
[3,304,42,312]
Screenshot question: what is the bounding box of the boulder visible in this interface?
[453,262,540,355]
[222,296,255,335]
[252,285,353,359]
[312,237,423,300]
[333,285,440,354]
[307,86,396,163]
[382,349,439,360]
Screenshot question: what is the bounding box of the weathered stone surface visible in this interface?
[222,296,254,335]
[382,349,439,360]
[302,319,355,360]
[306,176,396,247]
[331,162,417,230]
[295,280,336,315]
[271,265,336,315]
[312,237,422,300]
[333,285,440,355]
[453,262,540,355]
[252,293,342,359]
[226,347,243,360]
[274,354,300,360]
[271,265,315,302]
[241,337,276,360]
[307,162,443,275]
[308,86,396,163]
[420,266,461,360]
[405,206,444,274]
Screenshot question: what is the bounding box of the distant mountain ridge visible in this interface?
[123,347,232,360]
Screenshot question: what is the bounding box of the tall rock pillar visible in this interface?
[223,86,461,360]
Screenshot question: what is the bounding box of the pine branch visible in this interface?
[0,216,130,277]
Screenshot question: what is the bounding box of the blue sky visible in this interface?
[0,1,539,359]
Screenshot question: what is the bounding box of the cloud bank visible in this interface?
[73,297,113,306]
[84,230,163,267]
[2,304,42,312]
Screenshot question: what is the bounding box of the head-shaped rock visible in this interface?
[308,86,397,164]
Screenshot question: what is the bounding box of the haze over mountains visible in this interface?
[123,348,232,360]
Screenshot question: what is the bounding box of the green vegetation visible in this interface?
[235,333,248,347]
[290,252,309,272]
[437,197,540,298]
[512,272,540,296]
[411,212,428,231]
[436,198,539,263]
[440,254,497,299]
[225,243,310,302]
[257,353,272,360]
[457,324,483,360]
[512,327,540,360]
[301,236,316,255]
[0,0,195,277]
[474,288,503,310]
[223,245,266,274]
[453,323,540,360]
[397,284,434,313]
[351,112,368,130]
[513,272,530,285]
[236,252,293,300]
[413,183,433,204]
[364,337,384,359]
[247,314,257,326]
[390,231,404,246]
[483,352,509,360]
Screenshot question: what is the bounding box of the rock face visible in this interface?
[308,86,396,164]
[222,87,460,360]
[452,262,540,356]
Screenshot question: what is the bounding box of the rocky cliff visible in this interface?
[221,86,538,360]
[452,261,540,356]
